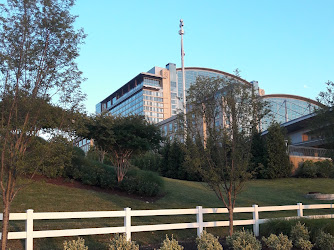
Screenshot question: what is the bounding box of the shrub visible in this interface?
[294,238,313,250]
[109,234,139,250]
[63,237,88,250]
[262,233,292,250]
[159,235,184,250]
[66,152,164,197]
[196,230,223,250]
[296,160,318,178]
[261,218,334,243]
[119,168,164,197]
[290,222,313,250]
[315,230,334,250]
[315,160,334,178]
[226,228,261,250]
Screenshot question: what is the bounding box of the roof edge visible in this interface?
[176,67,252,86]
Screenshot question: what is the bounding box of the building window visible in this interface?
[302,134,309,142]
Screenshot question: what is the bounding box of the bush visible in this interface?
[315,230,334,250]
[159,235,184,250]
[261,218,334,243]
[119,168,164,197]
[295,160,334,178]
[262,233,292,250]
[65,149,164,197]
[226,228,261,250]
[196,230,223,250]
[296,160,318,178]
[315,160,334,178]
[63,237,88,250]
[290,222,313,250]
[294,238,313,250]
[109,234,139,250]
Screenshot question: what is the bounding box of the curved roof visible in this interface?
[262,94,323,107]
[176,67,252,86]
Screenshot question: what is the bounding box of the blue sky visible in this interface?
[72,1,334,114]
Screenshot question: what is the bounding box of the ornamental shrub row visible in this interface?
[295,160,334,178]
[63,147,164,197]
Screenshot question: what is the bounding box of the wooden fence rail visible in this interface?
[1,202,333,250]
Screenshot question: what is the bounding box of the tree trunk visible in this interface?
[228,194,234,236]
[1,197,11,250]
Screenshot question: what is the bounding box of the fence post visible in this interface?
[124,207,131,241]
[297,203,303,217]
[196,206,203,237]
[25,209,34,250]
[252,204,259,236]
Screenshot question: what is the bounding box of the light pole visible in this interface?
[179,19,187,141]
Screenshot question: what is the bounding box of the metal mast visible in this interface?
[179,19,186,117]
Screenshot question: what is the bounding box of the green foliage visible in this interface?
[264,122,292,179]
[226,228,262,250]
[119,168,164,196]
[185,73,268,235]
[295,160,334,178]
[290,221,310,242]
[295,160,318,178]
[294,238,313,250]
[249,131,268,178]
[131,151,162,172]
[315,230,334,250]
[262,233,292,250]
[39,136,74,178]
[196,230,223,250]
[311,81,334,151]
[78,114,163,182]
[63,237,88,250]
[290,222,313,250]
[261,218,334,243]
[65,151,164,196]
[316,160,334,178]
[160,141,200,181]
[109,234,139,250]
[159,235,184,250]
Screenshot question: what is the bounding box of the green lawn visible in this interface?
[3,177,334,249]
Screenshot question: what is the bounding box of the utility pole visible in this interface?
[179,19,187,141]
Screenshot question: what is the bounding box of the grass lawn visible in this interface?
[3,177,334,249]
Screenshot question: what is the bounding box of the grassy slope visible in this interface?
[4,177,334,249]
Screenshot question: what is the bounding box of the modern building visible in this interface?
[95,63,264,124]
[261,94,322,131]
[76,63,322,152]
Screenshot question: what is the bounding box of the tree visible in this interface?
[0,0,85,248]
[310,80,334,153]
[184,73,268,236]
[79,114,163,182]
[265,122,292,178]
[249,131,268,178]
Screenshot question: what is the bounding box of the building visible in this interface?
[95,63,263,124]
[76,63,322,152]
[261,94,322,131]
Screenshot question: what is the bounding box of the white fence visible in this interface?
[1,203,334,250]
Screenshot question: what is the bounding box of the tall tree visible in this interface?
[79,114,163,182]
[185,73,268,236]
[264,122,292,178]
[0,0,85,247]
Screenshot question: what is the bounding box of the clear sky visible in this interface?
[72,0,334,114]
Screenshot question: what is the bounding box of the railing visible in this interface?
[288,145,330,158]
[1,203,334,250]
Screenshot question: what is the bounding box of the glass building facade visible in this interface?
[261,95,321,131]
